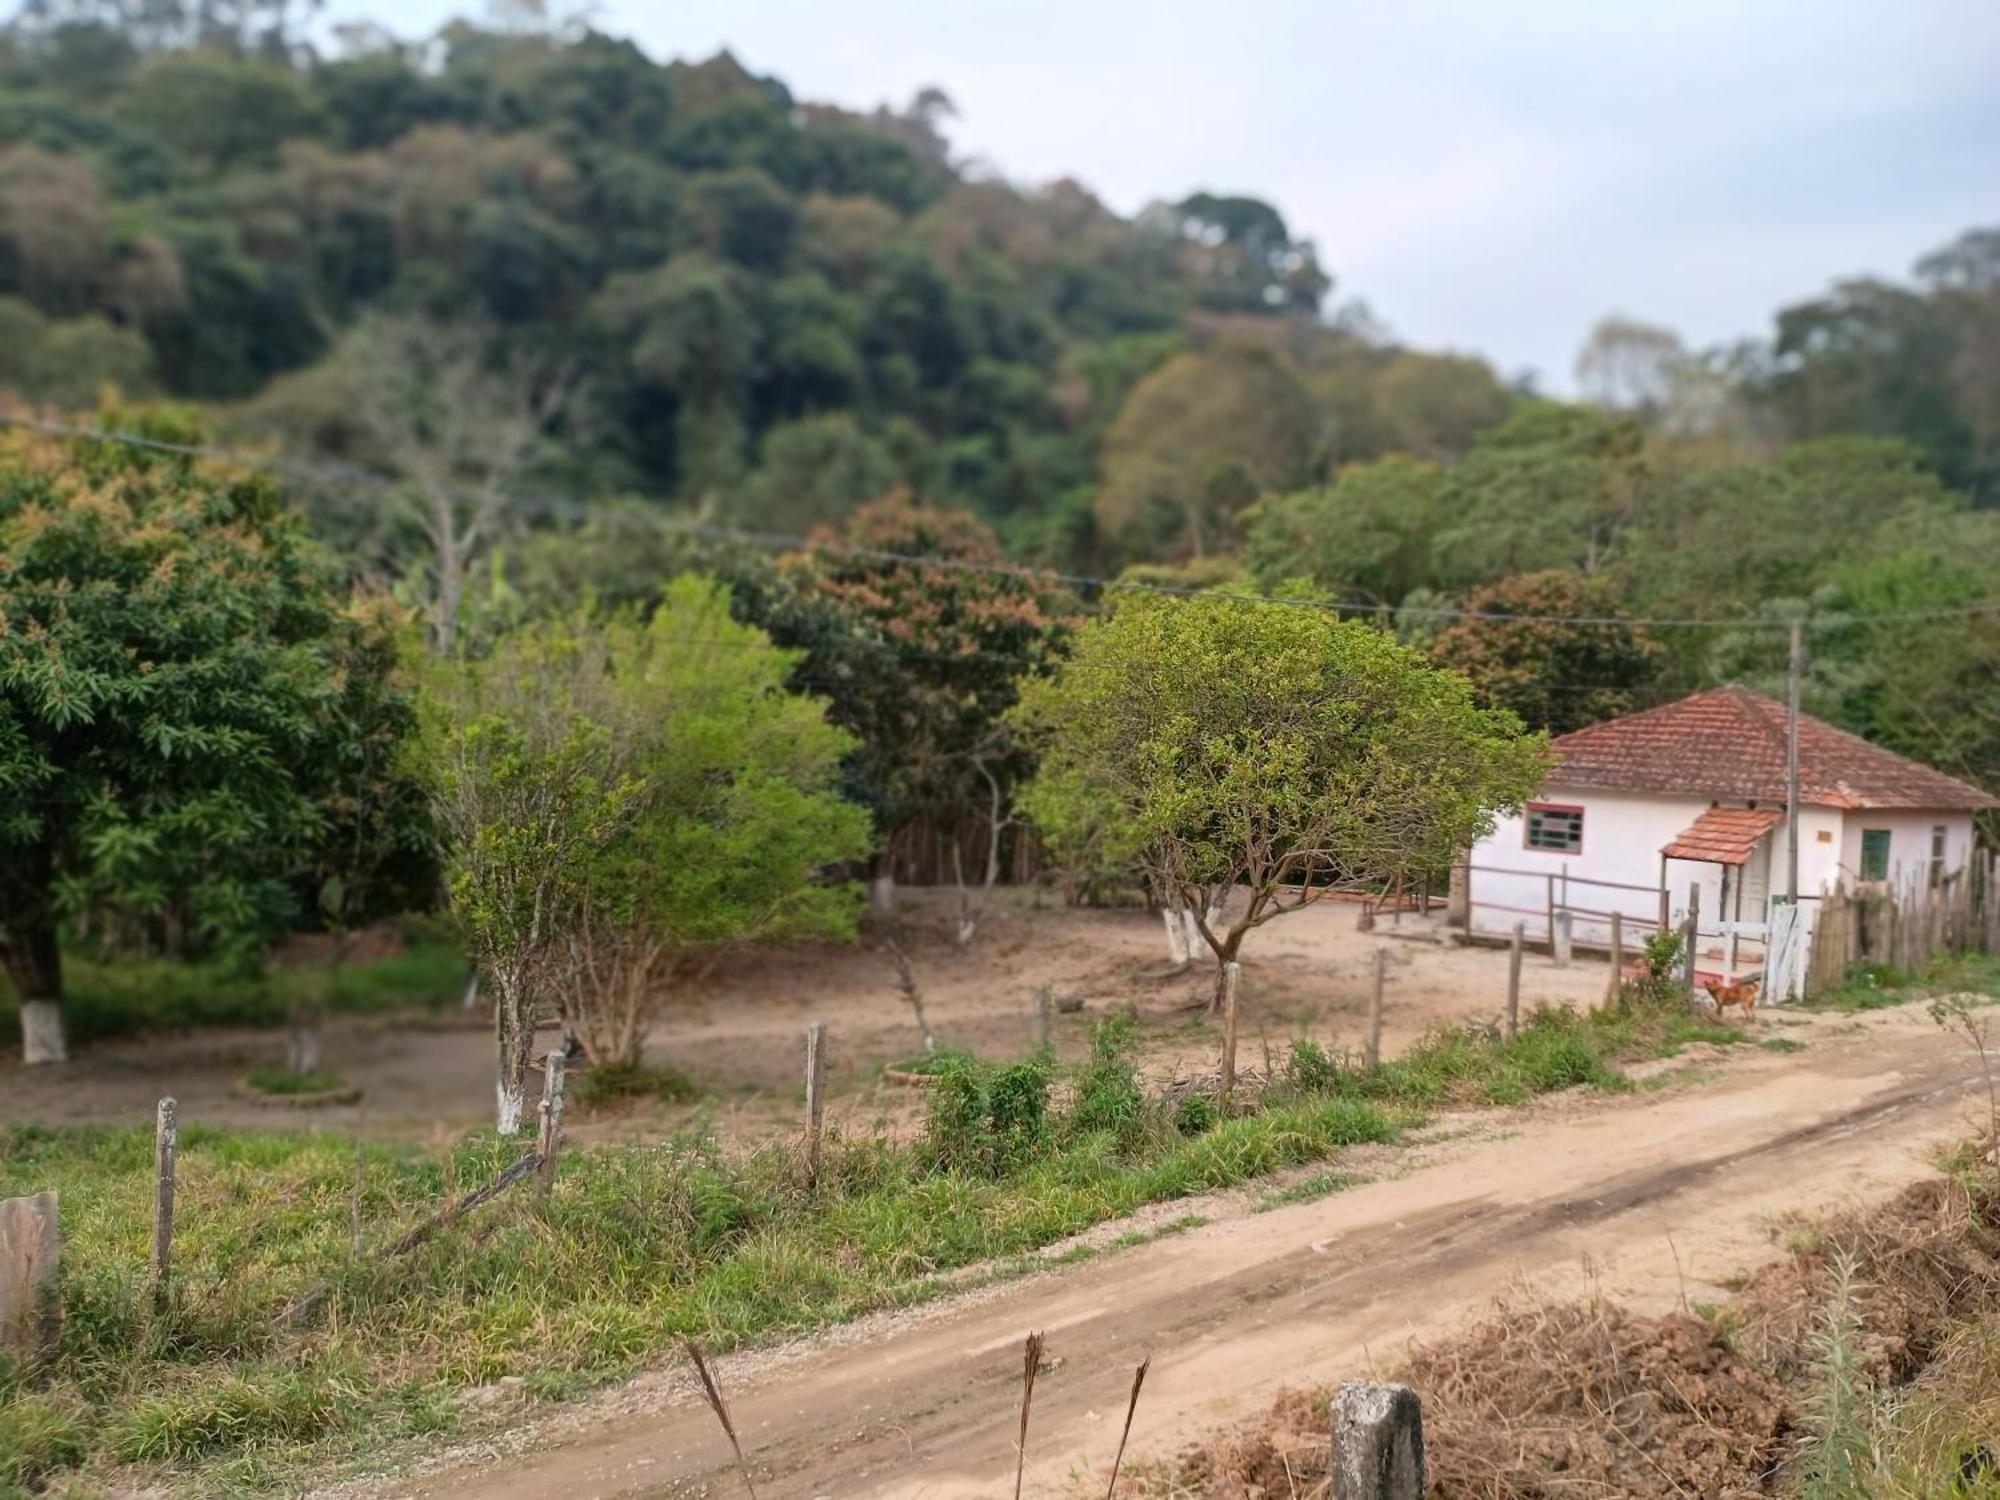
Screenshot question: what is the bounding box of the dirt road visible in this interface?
[357,1004,1983,1500]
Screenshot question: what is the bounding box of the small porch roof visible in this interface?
[1660,806,1782,866]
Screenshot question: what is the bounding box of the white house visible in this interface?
[1463,685,1996,979]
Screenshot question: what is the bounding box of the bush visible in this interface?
[1286,1038,1341,1094]
[1064,1015,1147,1148]
[922,1054,1052,1177]
[1175,1094,1218,1136]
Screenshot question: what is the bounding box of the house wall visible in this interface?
[1469,789,1710,947]
[1835,810,1978,889]
[1467,790,1849,951]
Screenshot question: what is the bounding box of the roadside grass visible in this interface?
[0,926,467,1051]
[1803,953,2000,1014]
[0,999,1715,1493]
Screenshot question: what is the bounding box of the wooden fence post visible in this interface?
[1544,873,1556,945]
[804,1021,828,1192]
[1332,1380,1426,1500]
[1506,923,1523,1039]
[534,1053,566,1200]
[152,1098,177,1311]
[1218,962,1242,1115]
[1366,947,1387,1068]
[0,1191,61,1359]
[1605,911,1624,1005]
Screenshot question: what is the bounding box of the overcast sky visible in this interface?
[341,0,2000,388]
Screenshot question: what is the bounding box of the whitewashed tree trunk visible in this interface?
[20,1002,65,1066]
[492,970,537,1134]
[1161,907,1190,967]
[286,1024,322,1075]
[1182,907,1204,960]
[870,870,896,915]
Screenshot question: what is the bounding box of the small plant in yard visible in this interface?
[243,1067,354,1099]
[1929,995,1999,1172]
[1285,1038,1342,1094]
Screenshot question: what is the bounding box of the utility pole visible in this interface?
[1785,617,1803,902]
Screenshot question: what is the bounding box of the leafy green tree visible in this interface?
[414,613,648,1131]
[1012,592,1547,1004]
[1430,570,1666,733]
[567,577,869,1068]
[0,410,406,1064]
[1244,455,1445,604]
[114,49,321,170]
[416,581,867,1122]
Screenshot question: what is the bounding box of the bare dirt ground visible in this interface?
[318,997,1986,1500]
[4,890,1611,1139]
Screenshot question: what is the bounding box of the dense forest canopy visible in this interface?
[1,0,1996,808]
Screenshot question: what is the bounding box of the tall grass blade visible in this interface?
[1016,1329,1046,1500]
[684,1337,758,1500]
[1104,1356,1150,1500]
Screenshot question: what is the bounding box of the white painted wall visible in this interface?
[1835,810,1978,890]
[1468,789,1852,954]
[1469,788,1710,948]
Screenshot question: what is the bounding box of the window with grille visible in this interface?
[1525,804,1583,854]
[1860,828,1890,882]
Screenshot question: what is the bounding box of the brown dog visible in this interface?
[1701,976,1759,1023]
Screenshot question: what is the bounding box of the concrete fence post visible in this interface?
[1332,1380,1425,1500]
[1605,910,1625,1005]
[1506,922,1524,1038]
[1552,909,1573,967]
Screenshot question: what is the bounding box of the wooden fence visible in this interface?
[1804,853,2000,998]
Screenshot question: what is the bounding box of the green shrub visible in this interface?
[1065,1015,1146,1147]
[1175,1093,1218,1136]
[921,1054,1052,1177]
[243,1067,349,1096]
[1286,1038,1341,1094]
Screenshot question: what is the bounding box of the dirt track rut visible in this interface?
[360,1007,1982,1500]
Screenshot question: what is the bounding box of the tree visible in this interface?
[1095,342,1317,560]
[416,582,867,1121]
[1430,570,1666,733]
[1574,315,1688,418]
[1012,592,1547,1005]
[414,612,647,1131]
[1243,455,1445,604]
[777,494,1067,918]
[566,577,869,1068]
[0,409,397,1063]
[243,311,573,653]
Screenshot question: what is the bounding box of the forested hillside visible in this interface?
[1,3,1997,804]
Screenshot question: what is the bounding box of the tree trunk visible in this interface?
[1161,907,1190,968]
[869,852,897,916]
[492,969,536,1134]
[431,497,463,656]
[1208,932,1244,1014]
[4,910,65,1066]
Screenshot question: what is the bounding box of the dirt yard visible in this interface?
[2,890,1616,1138]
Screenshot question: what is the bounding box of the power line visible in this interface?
[6,409,1999,632]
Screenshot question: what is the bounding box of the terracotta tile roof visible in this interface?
[1549,685,1999,811]
[1660,806,1782,865]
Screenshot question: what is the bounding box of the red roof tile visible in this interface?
[1550,685,1998,811]
[1660,806,1782,865]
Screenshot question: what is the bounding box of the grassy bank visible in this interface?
[1803,952,2000,1014]
[0,996,1730,1495]
[0,929,467,1053]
